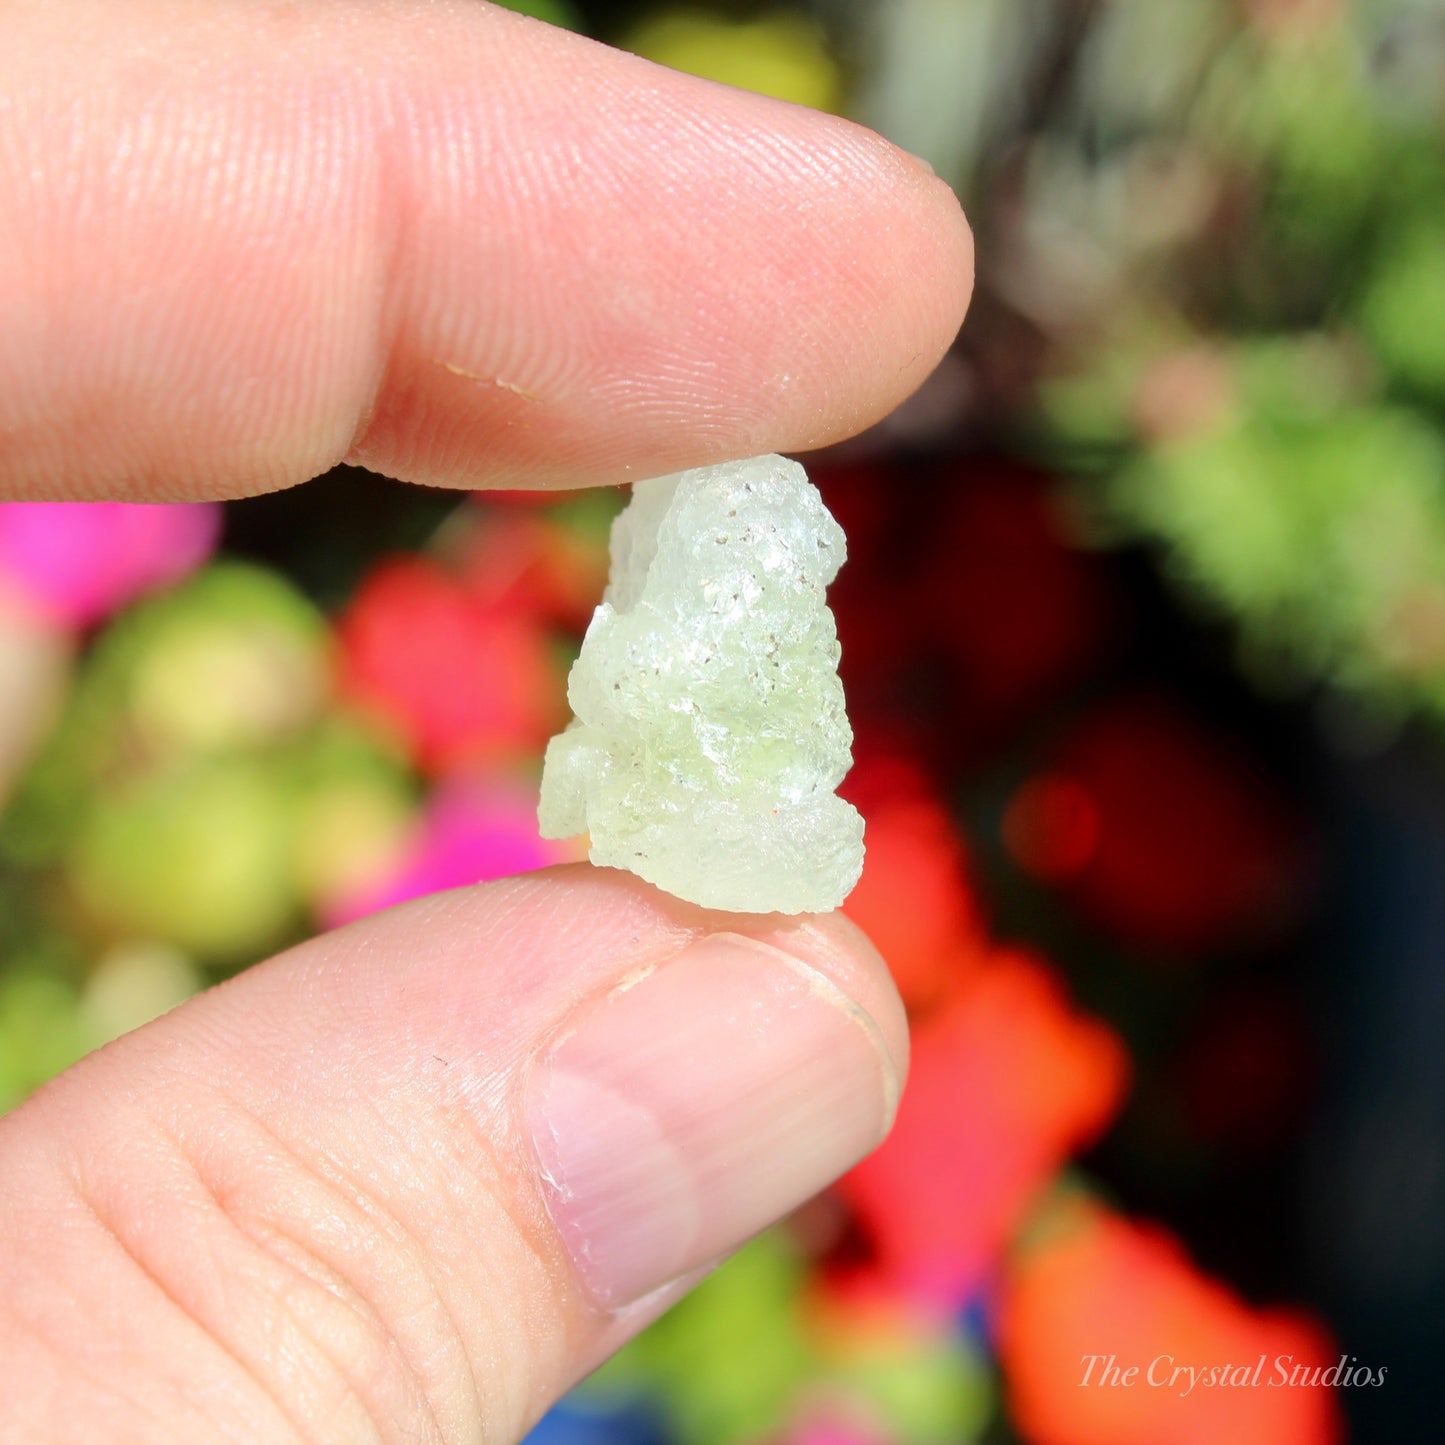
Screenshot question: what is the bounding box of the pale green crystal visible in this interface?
[538,454,864,913]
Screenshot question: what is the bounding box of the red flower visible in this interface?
[337,557,566,772]
[1004,693,1307,953]
[834,950,1128,1312]
[453,510,609,633]
[840,755,984,1009]
[920,465,1116,725]
[824,461,1117,775]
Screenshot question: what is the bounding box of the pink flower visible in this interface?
[327,775,578,924]
[0,502,221,627]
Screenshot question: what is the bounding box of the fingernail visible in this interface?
[525,932,899,1310]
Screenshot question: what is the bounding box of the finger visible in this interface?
[0,866,906,1443]
[0,0,973,502]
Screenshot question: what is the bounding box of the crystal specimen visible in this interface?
[538,454,864,913]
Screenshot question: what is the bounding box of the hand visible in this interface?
[0,2,972,1441]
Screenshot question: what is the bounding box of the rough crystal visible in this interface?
[538,454,864,913]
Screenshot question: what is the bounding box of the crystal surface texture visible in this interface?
[538,454,864,913]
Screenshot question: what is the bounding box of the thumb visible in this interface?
[0,866,905,1444]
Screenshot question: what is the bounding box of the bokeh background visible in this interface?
[2,0,1443,1439]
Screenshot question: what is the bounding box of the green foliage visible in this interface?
[87,560,332,758]
[587,1230,990,1445]
[68,757,300,960]
[591,1233,815,1445]
[490,0,583,30]
[1035,3,1445,727]
[816,1323,992,1445]
[1119,356,1445,697]
[0,968,89,1114]
[621,9,842,112]
[1,563,410,965]
[1359,212,1445,398]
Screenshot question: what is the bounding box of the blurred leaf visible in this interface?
[1109,337,1445,710]
[0,968,88,1114]
[591,1232,816,1445]
[1359,211,1445,397]
[623,8,842,112]
[67,757,301,962]
[491,0,583,29]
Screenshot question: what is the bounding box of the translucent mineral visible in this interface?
[538,454,864,913]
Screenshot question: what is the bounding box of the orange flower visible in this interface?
[999,1197,1342,1445]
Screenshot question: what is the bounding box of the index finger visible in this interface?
[0,0,973,502]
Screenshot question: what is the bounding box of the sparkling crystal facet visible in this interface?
[539,454,864,913]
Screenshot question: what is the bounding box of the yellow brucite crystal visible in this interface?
[538,454,864,913]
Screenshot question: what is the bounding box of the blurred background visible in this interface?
[2,0,1442,1439]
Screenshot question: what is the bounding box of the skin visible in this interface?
[0,1,974,1440]
[0,0,970,498]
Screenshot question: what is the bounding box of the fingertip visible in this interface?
[0,0,975,499]
[520,898,906,1308]
[0,859,913,1440]
[733,907,912,1107]
[517,865,911,1105]
[350,64,977,488]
